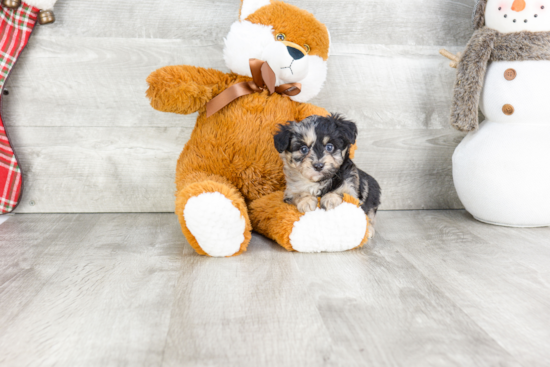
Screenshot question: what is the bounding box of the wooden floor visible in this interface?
[0,211,549,367]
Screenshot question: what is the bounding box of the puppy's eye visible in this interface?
[325,143,334,153]
[304,44,311,53]
[300,146,309,154]
[276,33,286,41]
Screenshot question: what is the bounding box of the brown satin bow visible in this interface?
[205,59,302,118]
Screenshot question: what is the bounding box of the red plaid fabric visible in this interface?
[0,3,38,214]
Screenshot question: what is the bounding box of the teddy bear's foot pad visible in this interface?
[184,192,246,257]
[289,202,367,253]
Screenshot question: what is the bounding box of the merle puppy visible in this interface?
[274,114,381,232]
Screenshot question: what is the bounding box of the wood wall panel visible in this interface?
[9,127,463,213]
[1,0,476,212]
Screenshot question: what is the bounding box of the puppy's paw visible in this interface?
[367,211,376,239]
[368,225,376,239]
[321,193,343,211]
[297,195,318,213]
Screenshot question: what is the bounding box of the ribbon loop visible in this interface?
[206,59,302,118]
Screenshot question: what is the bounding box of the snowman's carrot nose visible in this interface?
[511,0,526,12]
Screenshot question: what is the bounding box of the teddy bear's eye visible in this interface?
[304,44,311,54]
[276,33,286,41]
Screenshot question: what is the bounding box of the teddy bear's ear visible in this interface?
[239,0,272,21]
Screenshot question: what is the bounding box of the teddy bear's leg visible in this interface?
[249,192,370,253]
[175,172,252,257]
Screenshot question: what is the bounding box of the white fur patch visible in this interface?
[24,0,58,9]
[289,202,367,253]
[289,55,327,103]
[184,192,246,257]
[224,20,276,78]
[240,0,271,21]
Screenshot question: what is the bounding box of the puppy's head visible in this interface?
[274,114,358,182]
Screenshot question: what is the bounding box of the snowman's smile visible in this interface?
[485,0,550,33]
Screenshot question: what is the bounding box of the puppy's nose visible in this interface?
[287,46,305,60]
[313,163,325,171]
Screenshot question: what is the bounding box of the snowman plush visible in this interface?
[446,0,550,227]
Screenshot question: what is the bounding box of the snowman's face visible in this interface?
[485,0,550,33]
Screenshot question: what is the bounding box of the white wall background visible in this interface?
[3,0,475,213]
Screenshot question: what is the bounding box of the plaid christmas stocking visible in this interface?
[1,0,56,214]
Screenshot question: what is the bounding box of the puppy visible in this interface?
[274,114,381,235]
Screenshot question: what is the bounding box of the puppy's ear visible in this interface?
[332,113,358,145]
[274,123,293,153]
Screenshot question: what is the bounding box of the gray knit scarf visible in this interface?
[451,27,550,131]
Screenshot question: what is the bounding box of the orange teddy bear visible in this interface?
[146,0,371,257]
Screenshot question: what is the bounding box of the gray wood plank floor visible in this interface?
[1,211,549,366]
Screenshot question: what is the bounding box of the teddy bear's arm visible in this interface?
[146,65,230,115]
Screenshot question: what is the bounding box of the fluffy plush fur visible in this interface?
[474,0,488,29]
[453,0,550,131]
[224,0,330,103]
[274,114,381,226]
[249,191,370,252]
[451,28,550,131]
[24,0,58,9]
[147,0,366,256]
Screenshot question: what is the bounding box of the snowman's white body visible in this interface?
[453,60,550,226]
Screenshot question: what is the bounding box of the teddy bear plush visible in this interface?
[146,0,371,257]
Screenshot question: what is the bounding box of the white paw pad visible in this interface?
[184,192,246,257]
[289,203,367,253]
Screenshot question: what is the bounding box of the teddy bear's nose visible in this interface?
[287,46,305,60]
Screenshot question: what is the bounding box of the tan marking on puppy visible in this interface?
[320,192,343,211]
[322,136,330,144]
[295,193,318,213]
[333,176,359,199]
[282,156,328,199]
[295,122,317,147]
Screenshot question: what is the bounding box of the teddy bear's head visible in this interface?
[474,0,550,32]
[224,0,331,103]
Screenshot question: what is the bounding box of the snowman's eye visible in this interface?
[542,6,546,9]
[498,7,502,10]
[276,33,286,41]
